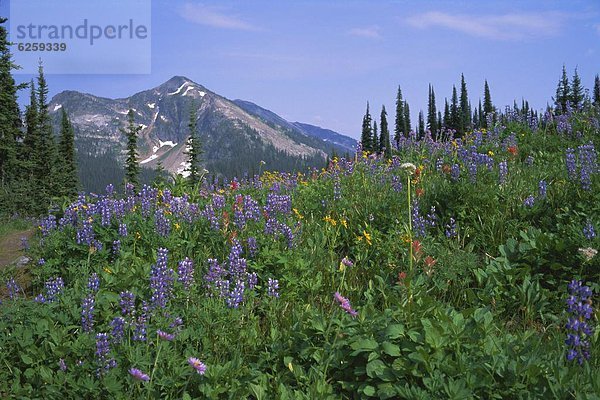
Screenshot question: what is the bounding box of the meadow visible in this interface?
[0,108,598,399]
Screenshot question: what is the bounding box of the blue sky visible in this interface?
[2,0,600,138]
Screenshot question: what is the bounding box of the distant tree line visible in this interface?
[360,66,600,154]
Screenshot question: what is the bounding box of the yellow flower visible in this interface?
[103,266,113,274]
[293,208,304,219]
[135,232,141,240]
[488,150,494,156]
[401,233,411,243]
[323,215,337,226]
[340,218,348,228]
[174,223,180,230]
[363,230,372,246]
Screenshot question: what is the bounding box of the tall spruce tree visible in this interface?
[23,80,38,164]
[361,102,373,152]
[483,80,494,127]
[0,17,22,191]
[379,105,391,158]
[34,61,59,206]
[372,120,378,153]
[185,104,203,185]
[122,109,142,191]
[427,84,438,139]
[57,108,79,198]
[554,65,571,113]
[459,74,471,135]
[594,74,600,107]
[449,86,459,134]
[443,99,450,131]
[417,110,425,138]
[394,86,405,145]
[570,67,584,110]
[437,111,443,137]
[403,101,411,136]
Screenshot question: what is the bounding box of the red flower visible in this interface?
[415,188,425,197]
[508,146,518,156]
[424,256,437,268]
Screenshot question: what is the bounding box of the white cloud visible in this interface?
[348,26,382,39]
[405,11,568,41]
[179,3,260,31]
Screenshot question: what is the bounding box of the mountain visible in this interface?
[233,100,356,155]
[292,122,357,155]
[48,76,353,192]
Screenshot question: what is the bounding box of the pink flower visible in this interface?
[188,357,206,375]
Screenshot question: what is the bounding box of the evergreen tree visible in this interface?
[34,61,58,206]
[0,17,22,190]
[372,120,378,153]
[403,101,411,136]
[22,80,38,168]
[459,74,471,135]
[443,99,450,131]
[57,108,79,198]
[122,109,142,190]
[483,80,494,127]
[594,74,600,107]
[449,86,459,134]
[437,111,443,138]
[360,102,373,152]
[185,104,203,185]
[417,110,425,138]
[379,105,391,158]
[554,65,571,113]
[427,84,438,139]
[394,86,405,145]
[570,67,584,110]
[473,106,479,129]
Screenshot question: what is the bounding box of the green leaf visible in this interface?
[384,323,405,339]
[350,338,379,353]
[381,341,401,357]
[366,359,386,378]
[21,354,34,365]
[362,385,376,397]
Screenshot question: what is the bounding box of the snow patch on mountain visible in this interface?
[168,82,189,96]
[53,104,62,112]
[140,154,158,164]
[148,103,155,109]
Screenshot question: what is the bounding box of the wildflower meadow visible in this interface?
[1,108,599,399]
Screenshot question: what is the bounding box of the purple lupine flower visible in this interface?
[112,239,121,256]
[110,317,125,343]
[565,280,594,364]
[118,223,128,237]
[411,200,427,237]
[188,357,206,375]
[578,143,598,191]
[6,278,20,299]
[566,148,577,180]
[247,272,257,290]
[95,333,116,375]
[426,206,437,228]
[445,218,457,238]
[247,237,258,257]
[105,184,115,197]
[525,155,534,166]
[334,292,358,317]
[538,180,547,199]
[88,273,100,293]
[583,221,596,240]
[39,215,57,237]
[81,294,95,333]
[129,368,150,381]
[177,257,194,291]
[170,316,184,329]
[119,291,136,316]
[341,257,354,268]
[150,248,174,308]
[35,276,65,303]
[227,280,245,308]
[267,278,280,298]
[450,164,460,182]
[333,176,341,201]
[154,209,171,237]
[58,359,67,372]
[211,194,225,210]
[133,301,149,342]
[38,258,46,266]
[391,175,403,192]
[523,195,535,208]
[76,219,95,246]
[498,161,508,185]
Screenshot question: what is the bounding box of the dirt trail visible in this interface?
[0,229,35,268]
